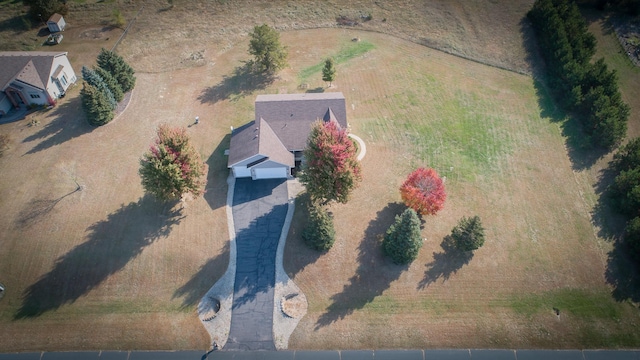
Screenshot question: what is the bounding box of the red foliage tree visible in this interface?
[400,167,446,216]
[300,120,362,204]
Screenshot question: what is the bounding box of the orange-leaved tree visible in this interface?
[139,124,205,201]
[400,167,446,216]
[299,120,362,205]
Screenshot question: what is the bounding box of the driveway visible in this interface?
[224,178,289,351]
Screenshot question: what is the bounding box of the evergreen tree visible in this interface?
[322,57,336,87]
[382,208,423,265]
[626,217,640,260]
[451,216,486,252]
[82,66,116,110]
[302,202,336,251]
[248,24,288,74]
[613,137,640,172]
[94,66,124,103]
[97,48,136,93]
[81,82,114,126]
[139,125,205,201]
[612,167,640,218]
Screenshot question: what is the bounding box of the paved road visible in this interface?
[224,178,289,351]
[0,349,638,360]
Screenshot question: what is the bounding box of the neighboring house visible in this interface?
[0,51,77,114]
[228,92,347,180]
[47,13,66,33]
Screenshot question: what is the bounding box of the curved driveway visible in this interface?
[224,178,288,351]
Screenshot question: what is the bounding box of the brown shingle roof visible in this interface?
[257,117,294,167]
[229,92,347,170]
[0,52,66,91]
[255,92,347,151]
[48,13,63,24]
[227,118,294,168]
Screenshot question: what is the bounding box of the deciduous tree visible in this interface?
[139,125,205,201]
[25,0,67,22]
[382,208,422,265]
[248,24,288,74]
[322,57,336,87]
[299,121,361,205]
[400,168,446,216]
[451,216,486,252]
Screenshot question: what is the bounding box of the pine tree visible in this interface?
[94,66,124,102]
[82,66,116,110]
[81,82,114,126]
[451,216,486,252]
[97,48,136,93]
[322,57,336,87]
[302,202,336,251]
[382,208,423,265]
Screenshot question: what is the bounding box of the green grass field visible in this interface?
[0,0,639,351]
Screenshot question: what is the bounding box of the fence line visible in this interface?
[111,6,144,52]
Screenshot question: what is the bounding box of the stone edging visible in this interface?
[197,174,236,349]
[272,178,307,349]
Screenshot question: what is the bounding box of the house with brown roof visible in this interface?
[0,51,77,115]
[228,92,347,180]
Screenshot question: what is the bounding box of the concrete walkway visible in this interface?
[348,133,367,161]
[0,105,29,124]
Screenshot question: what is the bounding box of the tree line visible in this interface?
[610,139,640,260]
[528,0,630,149]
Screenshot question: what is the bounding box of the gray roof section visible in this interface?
[257,117,295,167]
[255,92,347,151]
[0,52,66,91]
[227,118,294,168]
[228,120,260,167]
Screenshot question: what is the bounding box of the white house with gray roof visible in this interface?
[228,92,347,180]
[0,51,77,115]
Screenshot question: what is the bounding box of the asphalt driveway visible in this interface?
[224,178,289,351]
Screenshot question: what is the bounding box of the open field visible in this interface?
[0,0,639,352]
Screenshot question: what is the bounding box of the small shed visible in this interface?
[47,13,66,33]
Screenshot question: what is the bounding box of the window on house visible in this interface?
[60,75,67,86]
[30,94,41,99]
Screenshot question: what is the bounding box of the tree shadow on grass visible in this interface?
[22,96,93,155]
[14,186,82,229]
[204,134,231,211]
[283,193,323,278]
[605,241,640,303]
[592,162,640,303]
[14,196,184,319]
[417,236,473,289]
[521,17,609,171]
[173,242,230,309]
[315,202,408,330]
[198,62,275,104]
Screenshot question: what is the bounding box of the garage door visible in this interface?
[233,166,252,178]
[252,167,288,180]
